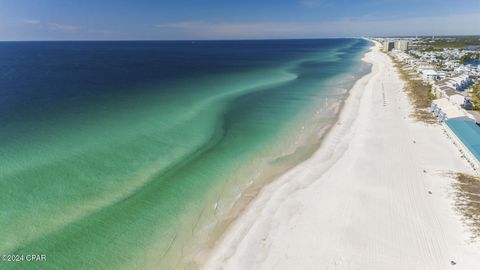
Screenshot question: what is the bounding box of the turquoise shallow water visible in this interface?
[0,39,370,269]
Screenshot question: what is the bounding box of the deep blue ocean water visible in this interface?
[0,39,370,270]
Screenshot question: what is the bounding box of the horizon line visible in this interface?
[1,35,479,42]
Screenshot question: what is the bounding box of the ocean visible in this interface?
[0,39,371,269]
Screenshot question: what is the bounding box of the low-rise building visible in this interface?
[432,75,474,99]
[421,69,444,83]
[431,98,470,122]
[449,94,468,107]
[432,80,456,98]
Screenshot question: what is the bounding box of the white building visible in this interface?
[421,69,444,83]
[449,94,467,107]
[394,40,409,51]
[431,98,469,122]
[433,79,456,98]
[383,40,395,52]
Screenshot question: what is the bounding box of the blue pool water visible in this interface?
[446,119,480,161]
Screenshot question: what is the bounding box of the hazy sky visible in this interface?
[0,0,479,40]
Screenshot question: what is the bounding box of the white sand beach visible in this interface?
[202,42,480,270]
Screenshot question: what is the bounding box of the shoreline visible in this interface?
[201,41,480,269]
[199,40,379,270]
[189,41,372,268]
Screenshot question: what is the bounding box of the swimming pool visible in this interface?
[446,119,480,162]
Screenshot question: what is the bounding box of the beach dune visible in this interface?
[202,42,480,270]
